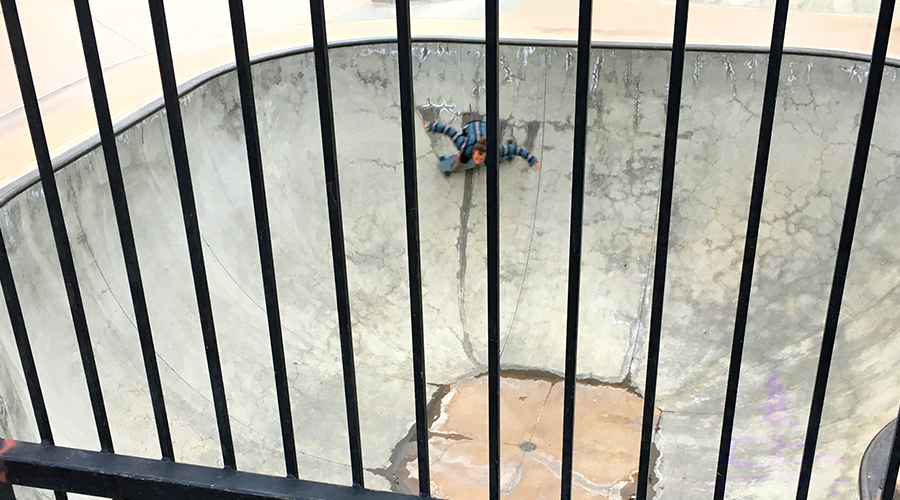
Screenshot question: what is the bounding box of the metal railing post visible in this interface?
[146,0,236,469]
[637,0,690,498]
[308,0,365,486]
[226,0,298,478]
[560,0,593,498]
[713,0,789,496]
[393,0,431,496]
[71,0,174,461]
[796,0,895,495]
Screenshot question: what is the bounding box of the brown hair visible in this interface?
[474,137,488,154]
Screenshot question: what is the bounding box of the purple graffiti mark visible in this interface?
[718,363,849,495]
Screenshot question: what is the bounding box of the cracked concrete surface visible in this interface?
[397,373,659,500]
[1,41,900,500]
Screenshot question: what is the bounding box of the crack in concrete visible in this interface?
[622,255,655,386]
[431,431,471,441]
[390,371,662,498]
[373,383,450,495]
[456,170,477,366]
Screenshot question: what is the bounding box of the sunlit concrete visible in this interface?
[400,375,659,500]
[1,38,899,500]
[4,0,900,190]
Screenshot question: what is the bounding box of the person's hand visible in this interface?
[423,122,431,130]
[532,160,541,170]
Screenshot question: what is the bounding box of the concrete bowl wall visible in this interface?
[1,40,899,499]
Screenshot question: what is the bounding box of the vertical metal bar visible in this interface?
[226,0,298,478]
[393,0,430,496]
[146,0,236,470]
[882,410,900,500]
[636,0,689,498]
[0,231,68,500]
[560,0,593,499]
[712,0,789,497]
[485,0,501,497]
[1,0,113,454]
[0,480,14,500]
[71,0,174,462]
[0,229,54,444]
[795,0,895,496]
[307,0,364,487]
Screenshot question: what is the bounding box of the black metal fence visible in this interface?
[1,0,900,499]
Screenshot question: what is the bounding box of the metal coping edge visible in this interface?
[0,36,893,206]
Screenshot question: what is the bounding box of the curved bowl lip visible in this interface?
[1,35,894,206]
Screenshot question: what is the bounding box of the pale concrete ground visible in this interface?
[3,0,900,187]
[2,2,900,500]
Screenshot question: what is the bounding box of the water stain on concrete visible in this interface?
[387,371,661,499]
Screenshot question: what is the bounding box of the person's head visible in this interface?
[473,137,487,165]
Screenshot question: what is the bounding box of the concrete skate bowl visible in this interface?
[2,39,900,500]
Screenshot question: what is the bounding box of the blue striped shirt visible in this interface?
[426,120,538,166]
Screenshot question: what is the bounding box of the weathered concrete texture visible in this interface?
[0,41,899,499]
[402,375,658,500]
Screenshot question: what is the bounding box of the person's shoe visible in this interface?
[443,170,452,177]
[439,155,448,161]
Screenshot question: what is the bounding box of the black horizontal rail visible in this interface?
[0,438,417,500]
